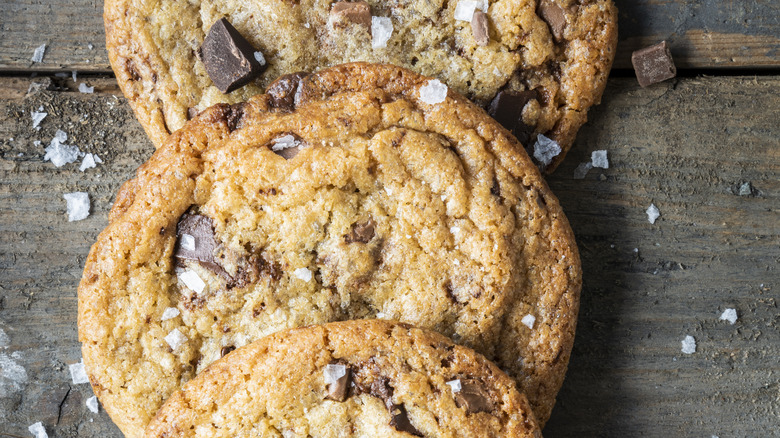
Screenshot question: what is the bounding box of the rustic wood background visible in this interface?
[0,0,778,437]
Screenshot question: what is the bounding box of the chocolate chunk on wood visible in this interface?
[631,41,677,88]
[176,214,230,278]
[345,219,376,243]
[200,18,266,93]
[454,381,493,414]
[330,1,371,28]
[266,72,311,111]
[538,0,566,41]
[487,89,539,145]
[471,10,489,46]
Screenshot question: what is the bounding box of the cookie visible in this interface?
[78,63,581,437]
[143,320,542,437]
[104,0,617,171]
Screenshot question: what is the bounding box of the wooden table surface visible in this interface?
[1,1,778,437]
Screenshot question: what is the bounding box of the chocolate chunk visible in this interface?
[487,90,539,145]
[187,107,200,120]
[266,72,311,111]
[538,0,566,41]
[200,18,266,94]
[326,365,351,402]
[389,404,423,436]
[454,381,493,414]
[369,376,394,408]
[176,213,230,278]
[275,145,303,160]
[220,346,235,357]
[330,1,371,28]
[631,41,677,88]
[471,10,489,46]
[345,219,376,243]
[223,102,247,132]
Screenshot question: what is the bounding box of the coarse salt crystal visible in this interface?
[419,79,448,105]
[573,162,593,179]
[446,379,462,392]
[371,17,393,49]
[31,44,46,63]
[45,130,82,167]
[161,307,180,321]
[165,328,188,350]
[646,203,660,224]
[86,395,99,413]
[28,422,48,438]
[450,226,460,234]
[72,71,77,82]
[88,43,94,50]
[271,135,300,151]
[719,308,738,325]
[533,134,561,167]
[78,83,94,94]
[294,267,313,282]
[521,314,536,329]
[180,233,196,251]
[31,111,47,129]
[591,150,609,169]
[253,51,266,66]
[323,364,347,385]
[179,270,206,293]
[63,192,90,222]
[79,153,99,172]
[69,359,89,384]
[454,0,479,21]
[681,335,696,354]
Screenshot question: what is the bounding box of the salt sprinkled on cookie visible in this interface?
[178,269,206,293]
[69,359,89,384]
[323,363,347,385]
[521,314,536,329]
[719,308,737,325]
[591,150,609,169]
[28,422,48,438]
[271,135,301,151]
[454,0,479,21]
[180,234,196,252]
[31,44,46,63]
[371,17,393,49]
[419,79,448,105]
[165,328,188,350]
[681,335,696,354]
[446,379,462,392]
[161,307,180,321]
[646,203,660,224]
[294,267,313,282]
[86,395,100,413]
[533,134,561,167]
[63,192,90,222]
[253,51,266,66]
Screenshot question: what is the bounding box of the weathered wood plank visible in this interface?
[0,76,778,437]
[0,0,778,72]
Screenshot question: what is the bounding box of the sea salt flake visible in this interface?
[419,79,448,105]
[69,359,89,384]
[28,422,48,438]
[31,44,47,63]
[86,395,99,413]
[738,181,753,196]
[294,267,313,282]
[533,134,561,167]
[31,111,47,129]
[179,270,206,293]
[161,307,180,321]
[681,335,696,354]
[719,308,738,325]
[79,153,99,171]
[78,83,94,94]
[454,0,479,21]
[271,134,300,151]
[45,131,82,167]
[446,379,462,392]
[323,364,347,385]
[573,162,593,179]
[521,314,536,329]
[591,150,609,168]
[165,328,188,350]
[88,43,94,50]
[646,203,660,224]
[371,17,393,49]
[180,234,196,251]
[253,51,266,66]
[63,192,90,222]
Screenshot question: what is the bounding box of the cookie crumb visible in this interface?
[294,267,313,282]
[419,79,448,105]
[521,314,536,329]
[28,422,48,438]
[681,335,696,354]
[719,308,737,325]
[86,395,99,413]
[78,83,94,94]
[179,269,206,293]
[646,203,660,224]
[69,359,89,384]
[165,328,188,350]
[532,134,561,167]
[31,44,46,63]
[446,379,462,392]
[591,150,609,169]
[161,307,180,321]
[63,192,90,222]
[371,17,393,49]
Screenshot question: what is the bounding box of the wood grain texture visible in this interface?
[0,76,778,437]
[0,0,777,72]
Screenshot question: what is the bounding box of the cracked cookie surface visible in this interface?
[104,0,616,170]
[144,320,542,437]
[78,63,580,437]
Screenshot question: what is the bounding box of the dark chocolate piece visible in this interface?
[345,219,376,243]
[200,18,266,94]
[220,346,235,357]
[266,72,311,111]
[471,10,489,46]
[389,404,423,436]
[538,0,566,41]
[326,364,351,402]
[487,89,539,145]
[274,145,303,160]
[631,41,677,88]
[330,1,371,28]
[175,213,230,279]
[454,381,493,414]
[187,107,200,120]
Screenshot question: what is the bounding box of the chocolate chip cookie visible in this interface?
[104,0,617,171]
[143,320,541,437]
[78,63,581,437]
